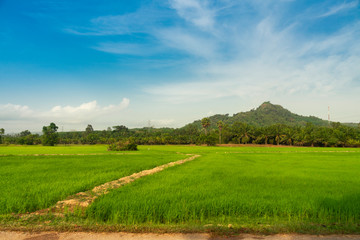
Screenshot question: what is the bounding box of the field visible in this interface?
[1,145,360,234]
[0,145,186,214]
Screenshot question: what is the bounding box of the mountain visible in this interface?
[186,101,330,129]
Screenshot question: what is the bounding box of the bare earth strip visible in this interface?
[30,154,200,216]
[1,232,360,240]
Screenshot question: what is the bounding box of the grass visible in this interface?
[86,147,360,233]
[0,144,108,155]
[0,146,185,214]
[1,145,360,234]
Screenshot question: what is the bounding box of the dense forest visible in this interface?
[1,102,359,147]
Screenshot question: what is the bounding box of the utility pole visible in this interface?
[328,106,330,126]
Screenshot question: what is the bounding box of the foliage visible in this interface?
[189,102,331,130]
[198,133,217,146]
[3,120,360,148]
[108,140,138,151]
[201,117,211,135]
[217,120,224,144]
[3,102,360,148]
[0,128,4,144]
[85,124,94,133]
[42,123,59,146]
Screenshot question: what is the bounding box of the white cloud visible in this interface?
[64,8,160,36]
[103,98,130,111]
[318,1,358,18]
[145,16,360,104]
[93,42,159,56]
[155,28,217,59]
[60,1,360,124]
[65,0,221,58]
[0,99,130,131]
[0,104,33,120]
[46,99,130,123]
[169,0,215,30]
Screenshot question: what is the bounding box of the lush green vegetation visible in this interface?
[0,145,108,155]
[86,146,360,232]
[0,146,185,214]
[1,103,360,147]
[191,101,330,129]
[1,145,360,233]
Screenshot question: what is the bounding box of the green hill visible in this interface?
[187,101,330,129]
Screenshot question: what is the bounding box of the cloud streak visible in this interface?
[0,99,130,127]
[65,0,360,106]
[169,0,215,31]
[60,0,360,124]
[142,1,360,104]
[318,0,358,18]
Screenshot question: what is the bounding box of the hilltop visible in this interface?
[186,101,329,129]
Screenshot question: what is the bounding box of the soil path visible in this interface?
[1,232,360,240]
[31,154,200,215]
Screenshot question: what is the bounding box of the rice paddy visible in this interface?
[87,149,360,230]
[0,146,185,214]
[1,144,360,233]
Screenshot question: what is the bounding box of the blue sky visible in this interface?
[0,0,359,132]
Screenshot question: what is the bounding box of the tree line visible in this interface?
[1,120,360,147]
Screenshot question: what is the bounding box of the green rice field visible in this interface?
[1,144,360,233]
[0,146,185,214]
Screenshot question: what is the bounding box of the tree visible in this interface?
[304,123,316,147]
[113,125,129,136]
[42,122,59,146]
[231,122,254,144]
[113,125,128,132]
[201,117,211,135]
[0,128,4,144]
[20,130,31,137]
[283,126,299,146]
[270,124,285,145]
[217,120,224,144]
[257,126,272,145]
[86,133,99,145]
[85,124,94,133]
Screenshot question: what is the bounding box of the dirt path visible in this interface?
[30,154,200,216]
[1,232,360,240]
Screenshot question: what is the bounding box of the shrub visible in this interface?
[198,133,217,146]
[108,140,138,151]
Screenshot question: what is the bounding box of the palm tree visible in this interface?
[283,126,299,146]
[0,128,4,144]
[232,122,254,144]
[304,123,316,147]
[201,117,211,135]
[270,124,285,145]
[256,126,271,145]
[217,120,224,144]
